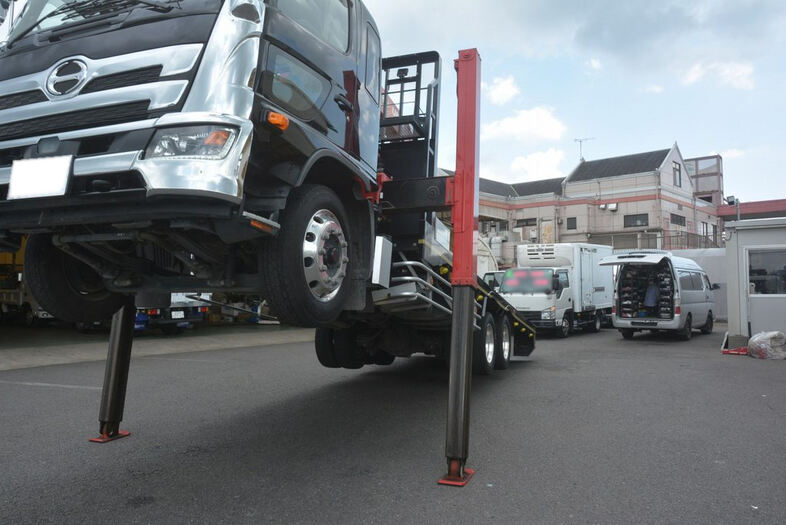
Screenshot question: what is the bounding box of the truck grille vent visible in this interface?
[0,90,48,111]
[0,101,154,142]
[82,66,164,94]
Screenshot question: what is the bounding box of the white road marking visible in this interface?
[0,379,101,391]
[138,356,221,363]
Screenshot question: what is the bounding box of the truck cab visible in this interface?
[0,0,385,327]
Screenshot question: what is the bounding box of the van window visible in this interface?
[365,25,381,102]
[277,0,350,52]
[690,273,704,291]
[749,249,786,294]
[703,274,712,290]
[678,271,696,290]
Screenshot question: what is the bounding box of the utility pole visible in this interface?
[574,137,595,162]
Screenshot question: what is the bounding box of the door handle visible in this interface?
[334,94,353,113]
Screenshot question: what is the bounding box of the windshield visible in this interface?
[499,268,555,295]
[4,0,179,45]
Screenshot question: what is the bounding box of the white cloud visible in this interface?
[644,84,664,94]
[683,62,755,90]
[510,149,567,181]
[482,76,521,106]
[586,58,603,71]
[721,148,745,159]
[481,107,566,143]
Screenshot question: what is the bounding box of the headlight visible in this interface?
[145,125,237,160]
[541,307,556,320]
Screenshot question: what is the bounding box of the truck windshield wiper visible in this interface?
[6,0,179,48]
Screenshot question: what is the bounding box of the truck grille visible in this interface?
[519,311,541,322]
[82,66,164,94]
[0,90,48,111]
[0,101,153,142]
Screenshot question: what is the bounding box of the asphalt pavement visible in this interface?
[1,324,784,524]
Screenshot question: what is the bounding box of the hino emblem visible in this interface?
[46,59,88,97]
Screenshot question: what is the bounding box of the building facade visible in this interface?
[474,144,723,265]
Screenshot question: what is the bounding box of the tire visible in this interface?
[700,311,714,335]
[620,329,635,340]
[261,185,352,328]
[473,313,496,375]
[315,327,340,368]
[494,315,513,370]
[679,315,693,341]
[373,351,396,366]
[586,313,602,333]
[24,234,126,323]
[555,314,571,338]
[332,328,364,369]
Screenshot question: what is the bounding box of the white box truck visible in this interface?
[500,243,614,337]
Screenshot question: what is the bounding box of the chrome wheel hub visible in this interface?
[501,322,511,361]
[485,326,495,364]
[302,209,348,302]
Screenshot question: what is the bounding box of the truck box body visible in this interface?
[500,243,613,333]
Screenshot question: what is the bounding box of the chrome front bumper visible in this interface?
[0,112,254,203]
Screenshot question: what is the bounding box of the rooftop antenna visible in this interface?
[574,137,595,162]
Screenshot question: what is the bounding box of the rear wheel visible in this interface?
[24,234,126,323]
[261,185,352,327]
[620,329,635,340]
[315,327,340,368]
[586,313,602,333]
[700,312,714,335]
[494,315,513,370]
[679,315,693,341]
[473,313,496,375]
[332,328,364,369]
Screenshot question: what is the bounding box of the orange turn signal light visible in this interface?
[203,130,230,146]
[267,112,290,131]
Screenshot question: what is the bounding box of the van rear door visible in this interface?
[598,253,668,267]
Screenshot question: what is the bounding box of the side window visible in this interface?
[365,25,381,103]
[263,46,330,119]
[748,249,786,294]
[277,0,350,52]
[678,271,693,291]
[690,273,704,291]
[703,274,712,290]
[558,271,570,289]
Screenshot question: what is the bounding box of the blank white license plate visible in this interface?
[7,156,72,200]
[171,310,185,319]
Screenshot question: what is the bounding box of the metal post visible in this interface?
[438,49,481,487]
[89,297,135,443]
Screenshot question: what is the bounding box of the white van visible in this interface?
[600,251,718,340]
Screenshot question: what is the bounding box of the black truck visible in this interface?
[0,0,384,327]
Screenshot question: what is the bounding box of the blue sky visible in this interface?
[366,0,786,202]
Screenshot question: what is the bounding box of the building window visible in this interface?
[497,221,509,232]
[566,217,577,230]
[749,249,786,295]
[624,214,649,228]
[701,222,709,237]
[670,214,686,227]
[673,161,682,187]
[516,218,537,227]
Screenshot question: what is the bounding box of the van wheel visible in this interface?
[261,185,351,327]
[473,313,496,375]
[24,234,126,323]
[679,315,693,341]
[315,327,340,368]
[555,315,571,338]
[700,312,714,335]
[494,315,513,370]
[620,329,635,340]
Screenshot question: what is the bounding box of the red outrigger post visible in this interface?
[438,49,481,487]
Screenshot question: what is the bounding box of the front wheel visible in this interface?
[620,329,635,340]
[261,185,352,327]
[555,315,571,338]
[700,312,714,335]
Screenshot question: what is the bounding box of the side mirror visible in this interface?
[552,276,561,291]
[711,283,721,291]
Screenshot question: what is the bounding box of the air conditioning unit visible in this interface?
[599,203,607,210]
[608,203,618,212]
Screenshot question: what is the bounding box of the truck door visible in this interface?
[580,248,593,308]
[263,0,361,156]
